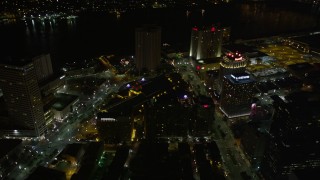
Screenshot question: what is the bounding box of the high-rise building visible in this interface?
[189,26,223,60]
[217,51,248,92]
[0,59,47,137]
[135,25,161,71]
[32,54,53,82]
[261,92,320,179]
[219,52,248,82]
[220,72,255,118]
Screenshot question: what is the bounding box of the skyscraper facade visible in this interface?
[0,60,47,137]
[189,26,223,60]
[220,72,255,118]
[261,92,320,179]
[135,25,161,71]
[32,54,53,82]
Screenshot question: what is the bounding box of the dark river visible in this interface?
[1,1,320,71]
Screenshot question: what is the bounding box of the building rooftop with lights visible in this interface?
[218,51,248,91]
[189,26,224,60]
[97,73,192,142]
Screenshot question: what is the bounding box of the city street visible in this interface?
[212,109,258,180]
[174,57,258,180]
[6,71,123,180]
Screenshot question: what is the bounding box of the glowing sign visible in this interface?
[192,27,198,31]
[231,74,249,80]
[101,118,116,121]
[211,27,216,32]
[235,57,243,61]
[203,104,209,108]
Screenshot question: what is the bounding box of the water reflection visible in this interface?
[1,2,319,68]
[234,3,318,38]
[6,3,320,41]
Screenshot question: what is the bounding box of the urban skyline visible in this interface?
[1,0,320,180]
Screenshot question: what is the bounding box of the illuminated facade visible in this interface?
[189,26,223,60]
[220,72,255,118]
[135,25,161,71]
[218,51,248,90]
[0,61,47,137]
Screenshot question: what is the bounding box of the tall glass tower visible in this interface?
[0,59,47,137]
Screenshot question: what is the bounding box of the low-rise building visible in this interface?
[51,93,79,121]
[0,139,23,178]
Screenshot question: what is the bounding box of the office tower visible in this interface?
[135,25,161,71]
[32,54,53,82]
[218,51,248,91]
[189,26,223,60]
[0,59,47,137]
[261,92,320,179]
[220,72,255,118]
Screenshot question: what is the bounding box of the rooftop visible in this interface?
[273,91,320,122]
[223,44,259,54]
[287,62,314,72]
[59,143,84,158]
[191,25,224,32]
[136,24,161,32]
[292,33,320,50]
[0,56,33,67]
[225,73,255,84]
[0,139,22,160]
[52,93,78,111]
[38,72,64,88]
[26,166,66,180]
[195,57,221,65]
[224,73,254,84]
[102,94,146,117]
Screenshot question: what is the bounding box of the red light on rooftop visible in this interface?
[227,51,244,61]
[192,27,198,31]
[211,27,216,32]
[203,104,209,108]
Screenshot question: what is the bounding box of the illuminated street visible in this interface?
[1,2,320,179]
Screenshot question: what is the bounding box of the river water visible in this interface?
[0,2,319,70]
